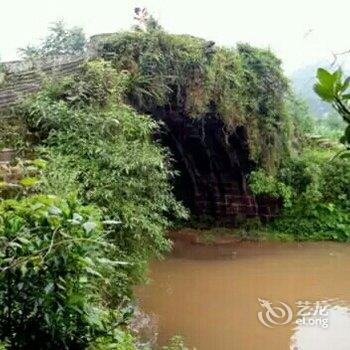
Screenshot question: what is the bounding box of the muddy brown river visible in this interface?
[136,241,350,350]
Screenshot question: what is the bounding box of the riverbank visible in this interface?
[168,226,307,246]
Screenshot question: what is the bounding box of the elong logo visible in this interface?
[257,298,329,329]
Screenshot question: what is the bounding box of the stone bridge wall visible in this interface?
[0,56,86,110]
[0,43,282,223]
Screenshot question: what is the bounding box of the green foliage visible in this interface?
[249,169,292,207]
[321,157,350,209]
[272,200,350,241]
[0,194,135,349]
[19,61,187,301]
[285,94,315,135]
[0,341,8,350]
[88,329,136,350]
[133,8,163,33]
[277,156,315,195]
[314,68,350,155]
[97,30,291,171]
[313,111,346,140]
[0,159,47,200]
[271,148,350,241]
[0,117,26,150]
[19,20,86,60]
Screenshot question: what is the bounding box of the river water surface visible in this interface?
[136,241,350,350]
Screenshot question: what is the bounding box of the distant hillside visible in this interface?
[291,63,332,117]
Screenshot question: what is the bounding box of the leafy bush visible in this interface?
[271,148,350,241]
[19,61,187,302]
[0,195,135,349]
[277,156,314,195]
[271,201,350,241]
[0,159,47,200]
[321,157,350,209]
[248,169,292,207]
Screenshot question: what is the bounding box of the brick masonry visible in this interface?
[154,111,283,225]
[0,57,85,109]
[193,179,282,224]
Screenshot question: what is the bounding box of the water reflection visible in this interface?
[290,300,350,350]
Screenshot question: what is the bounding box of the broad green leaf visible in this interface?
[333,69,342,85]
[85,267,103,278]
[317,68,336,88]
[313,83,334,102]
[72,213,83,222]
[102,219,122,225]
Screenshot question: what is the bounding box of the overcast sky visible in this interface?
[1,0,350,74]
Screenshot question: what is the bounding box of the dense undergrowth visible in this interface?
[0,195,135,349]
[248,140,350,241]
[258,68,350,241]
[0,19,349,349]
[21,61,186,296]
[0,59,187,348]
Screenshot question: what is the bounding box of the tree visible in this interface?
[19,20,86,60]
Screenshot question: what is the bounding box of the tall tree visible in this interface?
[19,20,86,59]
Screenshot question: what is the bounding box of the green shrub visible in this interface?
[271,148,350,241]
[277,156,313,195]
[248,169,292,207]
[271,201,350,241]
[19,61,187,302]
[321,157,350,209]
[0,195,135,349]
